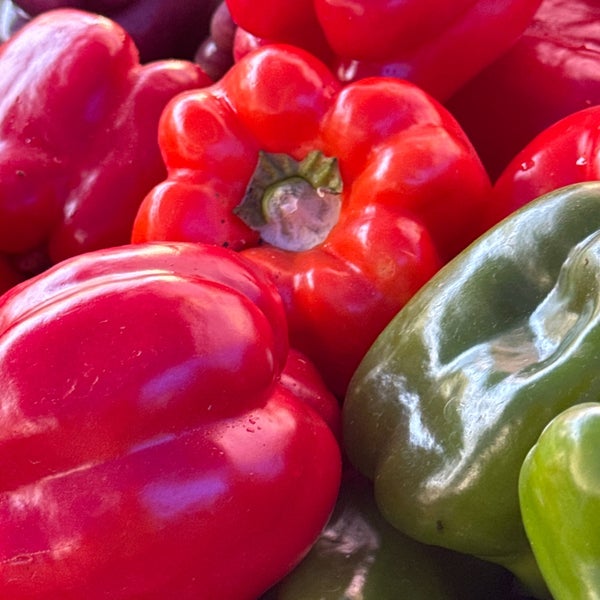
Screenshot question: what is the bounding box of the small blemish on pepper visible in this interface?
[436,520,444,532]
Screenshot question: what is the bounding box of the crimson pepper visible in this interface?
[226,0,543,101]
[132,44,492,397]
[0,240,342,599]
[2,0,221,62]
[485,105,600,228]
[0,9,211,280]
[447,0,600,181]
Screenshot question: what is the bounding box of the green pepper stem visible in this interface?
[234,150,343,252]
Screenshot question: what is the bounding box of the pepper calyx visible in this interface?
[234,150,343,251]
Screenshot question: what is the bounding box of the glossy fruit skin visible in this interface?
[0,241,342,599]
[0,9,211,279]
[226,0,543,100]
[447,0,600,181]
[344,181,600,598]
[520,403,600,600]
[486,105,600,228]
[132,44,492,397]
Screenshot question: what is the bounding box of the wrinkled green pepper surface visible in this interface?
[344,181,600,598]
[263,467,518,600]
[520,402,600,600]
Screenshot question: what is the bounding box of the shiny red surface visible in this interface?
[132,45,492,396]
[226,0,543,100]
[447,0,600,180]
[0,241,342,598]
[488,105,600,225]
[0,9,211,277]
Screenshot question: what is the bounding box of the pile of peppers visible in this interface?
[0,2,598,599]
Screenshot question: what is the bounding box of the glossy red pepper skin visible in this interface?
[485,105,600,228]
[0,9,211,279]
[447,0,600,181]
[226,0,543,101]
[6,0,221,62]
[0,241,342,599]
[132,44,492,397]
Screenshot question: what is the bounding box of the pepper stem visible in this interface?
[234,150,343,252]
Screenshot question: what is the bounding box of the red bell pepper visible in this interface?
[3,0,221,62]
[485,105,600,227]
[0,240,342,599]
[226,0,543,101]
[132,44,492,397]
[0,9,211,280]
[447,0,600,180]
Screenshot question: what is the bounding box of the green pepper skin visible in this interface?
[344,181,600,598]
[520,402,600,599]
[263,467,519,600]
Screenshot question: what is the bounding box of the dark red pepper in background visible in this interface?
[226,0,543,101]
[0,1,593,598]
[194,1,238,81]
[0,9,211,282]
[447,0,600,181]
[0,241,342,599]
[2,0,221,62]
[131,44,493,397]
[0,256,20,295]
[486,105,600,227]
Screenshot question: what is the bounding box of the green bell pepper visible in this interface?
[263,467,519,600]
[343,181,600,598]
[519,402,600,599]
